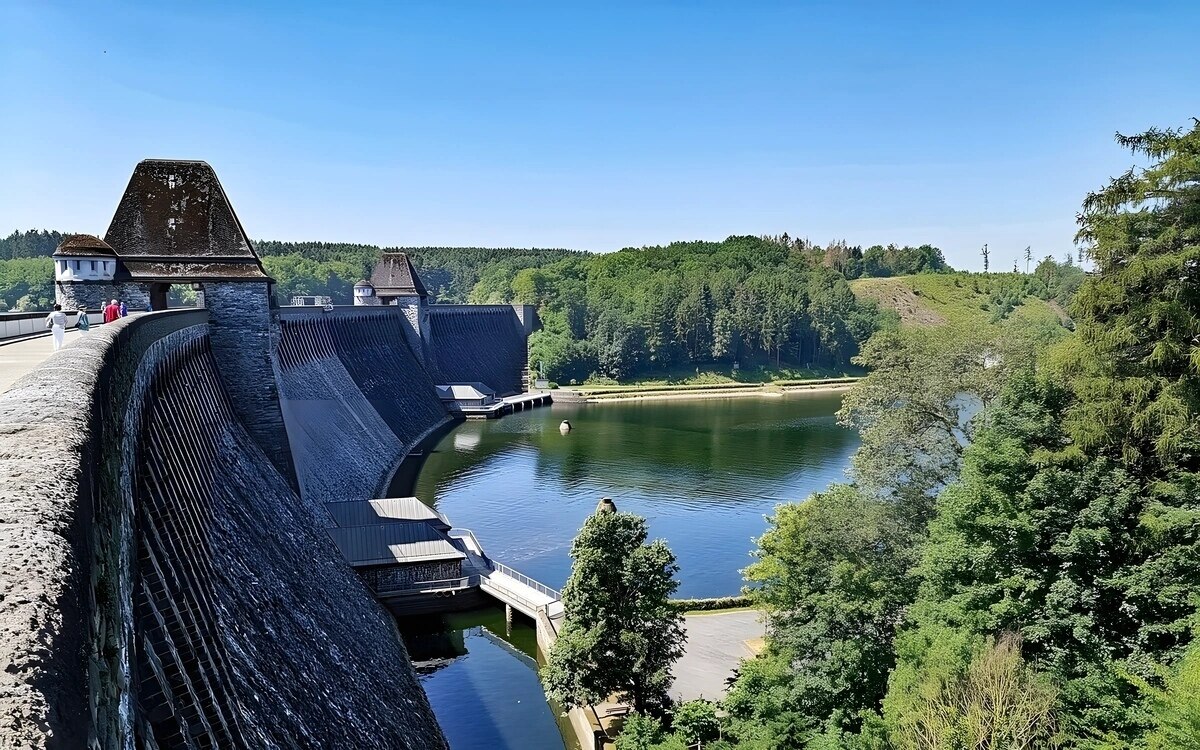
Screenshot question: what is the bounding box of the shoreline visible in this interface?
[555,378,859,404]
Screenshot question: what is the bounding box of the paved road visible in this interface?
[670,610,765,703]
[0,331,86,394]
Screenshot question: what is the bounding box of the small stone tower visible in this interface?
[353,279,379,306]
[53,234,120,311]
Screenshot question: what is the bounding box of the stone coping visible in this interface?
[0,309,206,749]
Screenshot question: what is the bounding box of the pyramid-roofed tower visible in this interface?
[103,159,269,282]
[369,253,427,300]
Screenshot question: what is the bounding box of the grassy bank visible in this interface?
[850,272,1068,330]
[560,377,859,402]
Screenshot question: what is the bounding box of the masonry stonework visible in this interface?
[203,282,296,484]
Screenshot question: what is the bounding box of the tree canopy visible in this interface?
[540,508,685,715]
[642,120,1200,749]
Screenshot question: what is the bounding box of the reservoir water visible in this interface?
[399,392,858,749]
[413,391,858,597]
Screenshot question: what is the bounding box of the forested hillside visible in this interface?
[1,229,989,381]
[618,121,1200,750]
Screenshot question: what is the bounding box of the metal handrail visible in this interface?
[489,561,561,601]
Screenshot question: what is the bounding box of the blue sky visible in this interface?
[2,1,1197,269]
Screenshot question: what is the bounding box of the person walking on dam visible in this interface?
[103,299,120,323]
[76,309,90,333]
[118,300,127,317]
[44,304,68,351]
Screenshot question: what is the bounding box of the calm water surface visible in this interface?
[412,392,858,598]
[398,606,577,750]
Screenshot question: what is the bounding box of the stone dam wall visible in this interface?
[0,311,447,749]
[276,311,453,505]
[428,305,530,396]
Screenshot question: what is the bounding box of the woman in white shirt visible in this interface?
[44,304,68,351]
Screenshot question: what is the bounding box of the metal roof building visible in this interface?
[324,497,451,530]
[327,523,466,568]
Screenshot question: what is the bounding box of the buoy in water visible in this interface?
[559,420,572,433]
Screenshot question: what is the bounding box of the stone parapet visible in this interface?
[0,309,206,749]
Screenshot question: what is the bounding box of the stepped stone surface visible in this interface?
[276,312,451,505]
[0,312,448,749]
[429,305,527,395]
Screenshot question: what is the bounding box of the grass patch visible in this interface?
[851,273,1066,331]
[579,364,863,389]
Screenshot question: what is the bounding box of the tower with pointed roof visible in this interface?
[67,159,296,483]
[368,252,431,363]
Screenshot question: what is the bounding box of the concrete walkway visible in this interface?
[0,330,86,394]
[670,610,766,703]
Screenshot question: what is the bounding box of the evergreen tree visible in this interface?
[541,507,685,714]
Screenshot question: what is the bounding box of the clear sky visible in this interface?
[2,1,1197,269]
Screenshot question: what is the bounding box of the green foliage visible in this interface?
[255,241,578,303]
[256,236,896,383]
[1065,120,1200,468]
[0,257,54,310]
[0,229,68,259]
[616,713,668,750]
[736,485,920,742]
[860,243,950,277]
[668,595,751,613]
[672,700,721,745]
[851,268,1079,331]
[888,633,1058,750]
[540,510,685,714]
[1132,640,1200,750]
[722,121,1200,747]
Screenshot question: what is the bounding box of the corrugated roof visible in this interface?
[327,522,466,567]
[369,253,427,298]
[324,497,451,529]
[54,234,116,257]
[103,159,269,279]
[435,383,496,401]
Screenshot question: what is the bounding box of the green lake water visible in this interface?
[413,391,858,598]
[400,392,858,749]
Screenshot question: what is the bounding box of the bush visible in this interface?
[616,713,665,750]
[671,700,721,745]
[669,596,751,612]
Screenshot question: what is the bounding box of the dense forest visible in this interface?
[616,122,1200,750]
[0,226,987,380]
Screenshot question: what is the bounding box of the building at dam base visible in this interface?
[2,158,541,749]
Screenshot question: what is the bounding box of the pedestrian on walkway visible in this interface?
[76,309,90,332]
[103,299,120,323]
[118,301,127,317]
[44,304,68,351]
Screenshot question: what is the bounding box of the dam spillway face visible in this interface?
[429,305,528,395]
[131,329,446,747]
[276,313,452,504]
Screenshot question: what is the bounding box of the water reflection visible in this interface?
[398,607,575,750]
[413,392,858,597]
